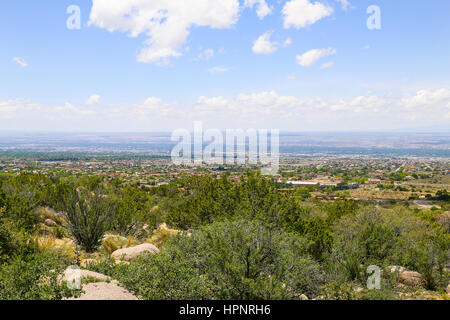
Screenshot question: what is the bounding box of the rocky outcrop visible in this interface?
[398,271,425,288]
[387,266,425,288]
[111,243,159,261]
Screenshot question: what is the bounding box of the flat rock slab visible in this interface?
[79,270,112,282]
[60,268,112,283]
[68,282,138,300]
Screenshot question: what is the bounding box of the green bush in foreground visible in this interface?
[330,207,450,290]
[0,252,79,300]
[0,219,22,264]
[90,219,325,300]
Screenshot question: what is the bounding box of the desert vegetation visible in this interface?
[0,171,449,300]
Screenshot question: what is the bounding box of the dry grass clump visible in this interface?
[36,207,66,226]
[100,233,140,255]
[32,235,76,262]
[146,223,180,248]
[34,207,68,238]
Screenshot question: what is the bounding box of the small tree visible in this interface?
[59,187,114,253]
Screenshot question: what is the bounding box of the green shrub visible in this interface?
[2,194,38,232]
[58,187,114,253]
[110,186,157,237]
[0,219,23,264]
[0,215,31,264]
[95,219,325,300]
[330,206,450,290]
[282,210,334,261]
[0,252,79,300]
[98,253,215,300]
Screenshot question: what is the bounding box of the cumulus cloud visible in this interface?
[402,88,450,109]
[85,94,101,105]
[2,89,450,131]
[252,31,278,55]
[12,57,28,68]
[50,103,97,119]
[194,96,229,115]
[88,0,240,65]
[0,99,96,123]
[195,91,366,119]
[282,0,333,29]
[0,99,39,119]
[296,48,336,67]
[244,0,273,19]
[187,89,450,129]
[133,97,174,119]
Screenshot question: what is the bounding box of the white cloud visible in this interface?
[197,48,215,61]
[133,97,174,119]
[49,103,97,119]
[252,31,278,55]
[186,91,394,126]
[402,88,450,109]
[89,0,240,65]
[244,0,273,19]
[320,61,334,69]
[208,66,230,73]
[0,99,98,122]
[0,99,38,118]
[12,57,28,68]
[85,94,101,105]
[237,91,299,109]
[282,0,333,29]
[3,88,450,131]
[296,48,336,67]
[335,0,351,11]
[283,37,293,48]
[195,96,229,115]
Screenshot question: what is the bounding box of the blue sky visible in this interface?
[1,0,450,132]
